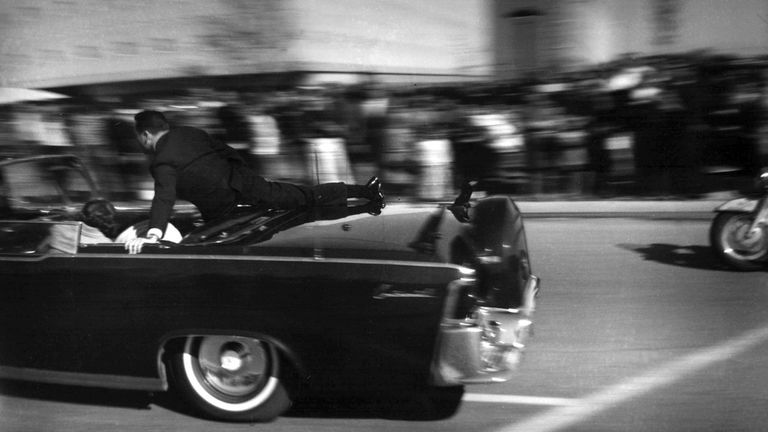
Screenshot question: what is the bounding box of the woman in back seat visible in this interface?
[79,199,119,243]
[48,199,180,253]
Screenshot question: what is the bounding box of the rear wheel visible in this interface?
[710,212,767,271]
[167,335,292,422]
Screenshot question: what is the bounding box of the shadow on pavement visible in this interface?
[0,379,152,410]
[0,378,463,422]
[0,379,203,418]
[287,386,464,421]
[617,243,734,271]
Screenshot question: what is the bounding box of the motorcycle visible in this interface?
[710,171,768,270]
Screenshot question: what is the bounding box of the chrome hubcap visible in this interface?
[723,216,766,259]
[194,336,269,398]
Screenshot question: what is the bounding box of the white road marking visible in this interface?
[464,393,580,407]
[490,323,768,432]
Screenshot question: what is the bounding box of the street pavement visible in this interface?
[515,199,723,219]
[508,190,739,219]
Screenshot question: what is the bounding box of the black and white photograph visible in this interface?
[1,1,767,431]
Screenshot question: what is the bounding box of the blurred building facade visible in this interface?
[494,0,768,78]
[0,0,492,91]
[1,0,766,90]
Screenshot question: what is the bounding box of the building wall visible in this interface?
[2,0,764,88]
[0,1,299,88]
[0,0,492,89]
[493,0,768,79]
[288,0,491,77]
[676,0,768,55]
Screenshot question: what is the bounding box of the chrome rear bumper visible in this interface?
[431,275,539,385]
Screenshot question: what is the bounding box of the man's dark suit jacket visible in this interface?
[148,126,348,235]
[148,126,241,232]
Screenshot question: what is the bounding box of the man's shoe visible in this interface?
[364,200,384,216]
[365,176,385,205]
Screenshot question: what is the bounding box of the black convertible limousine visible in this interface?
[0,155,540,422]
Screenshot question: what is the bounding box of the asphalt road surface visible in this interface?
[2,216,768,432]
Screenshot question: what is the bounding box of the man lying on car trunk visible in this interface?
[125,110,384,254]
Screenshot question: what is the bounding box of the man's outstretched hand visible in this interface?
[124,235,159,254]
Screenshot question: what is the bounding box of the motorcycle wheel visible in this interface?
[709,212,767,271]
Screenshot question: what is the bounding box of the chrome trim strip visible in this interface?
[4,253,471,271]
[0,365,166,391]
[440,276,477,320]
[0,220,82,225]
[0,153,83,167]
[0,255,68,262]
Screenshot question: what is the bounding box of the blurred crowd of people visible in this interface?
[1,51,767,202]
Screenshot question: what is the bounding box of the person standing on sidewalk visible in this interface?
[125,110,383,254]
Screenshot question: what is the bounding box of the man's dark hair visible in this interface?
[134,110,170,134]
